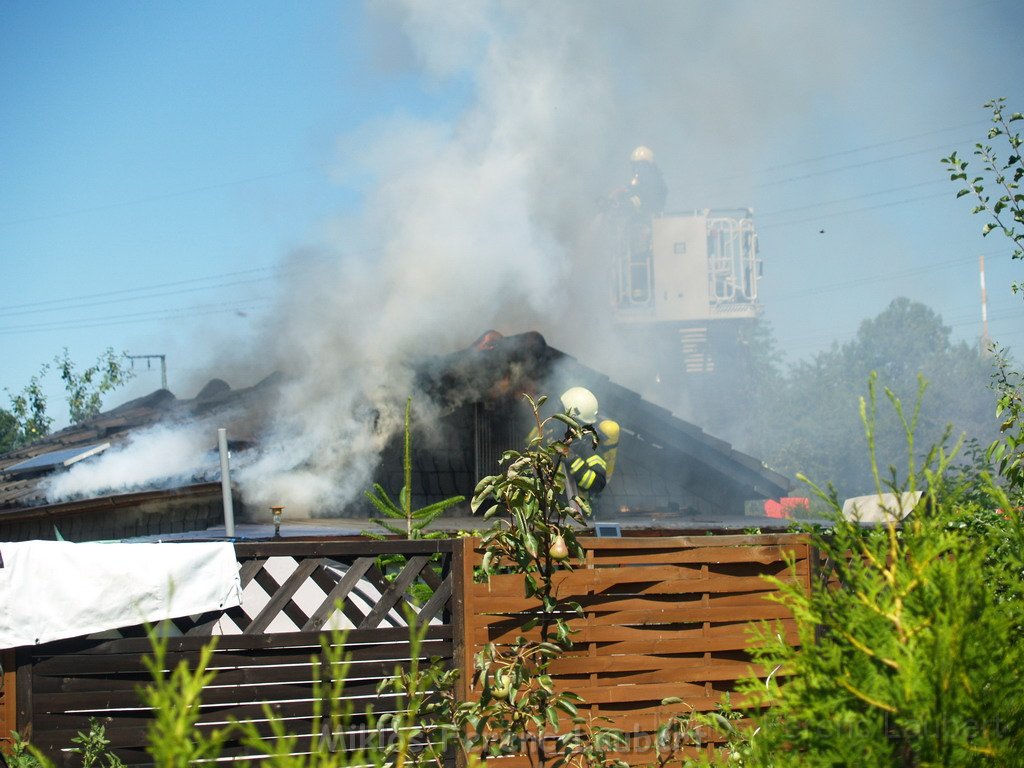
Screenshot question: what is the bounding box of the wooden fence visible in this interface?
[4,534,812,767]
[456,534,810,763]
[12,539,455,767]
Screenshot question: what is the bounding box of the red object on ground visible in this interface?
[764,497,809,519]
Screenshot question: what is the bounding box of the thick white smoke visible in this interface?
[233,2,625,515]
[47,1,914,514]
[46,424,214,501]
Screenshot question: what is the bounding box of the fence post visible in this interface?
[14,647,32,743]
[1,649,16,749]
[450,537,477,706]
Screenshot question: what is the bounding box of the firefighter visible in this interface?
[607,146,667,304]
[559,387,619,498]
[627,145,668,216]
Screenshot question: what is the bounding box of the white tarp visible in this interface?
[841,491,923,523]
[0,541,242,648]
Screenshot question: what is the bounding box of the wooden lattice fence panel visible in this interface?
[457,534,811,766]
[18,539,455,768]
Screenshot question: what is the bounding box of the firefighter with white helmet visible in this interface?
[628,145,668,215]
[630,145,655,164]
[559,387,620,498]
[560,386,599,425]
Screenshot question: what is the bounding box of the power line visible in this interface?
[2,120,992,230]
[754,140,973,189]
[758,191,957,230]
[756,121,989,175]
[0,275,279,319]
[0,265,279,312]
[757,180,946,219]
[708,120,991,187]
[0,298,266,335]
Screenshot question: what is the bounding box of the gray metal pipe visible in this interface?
[217,428,235,537]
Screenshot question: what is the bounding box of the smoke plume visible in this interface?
[47,1,904,514]
[46,424,215,501]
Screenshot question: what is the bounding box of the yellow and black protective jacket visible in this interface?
[566,419,621,496]
[567,442,608,494]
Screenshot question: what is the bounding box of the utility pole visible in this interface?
[127,354,168,390]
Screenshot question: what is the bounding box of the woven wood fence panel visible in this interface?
[457,534,811,765]
[19,539,455,768]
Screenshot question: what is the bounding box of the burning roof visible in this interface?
[0,332,790,541]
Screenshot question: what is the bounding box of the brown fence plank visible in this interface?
[452,537,475,705]
[473,604,792,644]
[576,534,804,549]
[30,624,453,663]
[548,653,758,676]
[471,590,782,621]
[234,539,456,558]
[31,640,453,690]
[584,544,804,566]
[1,648,16,749]
[470,559,806,597]
[552,661,764,688]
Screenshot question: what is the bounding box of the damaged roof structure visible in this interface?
[0,332,791,542]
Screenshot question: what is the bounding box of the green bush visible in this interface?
[724,376,1024,767]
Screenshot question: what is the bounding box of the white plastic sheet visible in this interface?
[0,540,242,648]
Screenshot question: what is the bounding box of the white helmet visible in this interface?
[560,387,599,425]
[630,145,655,164]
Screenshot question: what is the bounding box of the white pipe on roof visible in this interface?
[218,428,235,537]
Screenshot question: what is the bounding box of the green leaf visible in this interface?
[553,698,578,717]
[474,475,497,495]
[471,485,494,513]
[551,412,579,429]
[415,495,465,518]
[370,518,407,537]
[524,531,539,559]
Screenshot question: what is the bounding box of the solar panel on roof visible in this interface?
[4,443,110,476]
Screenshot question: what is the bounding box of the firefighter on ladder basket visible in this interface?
[626,145,667,216]
[558,387,620,510]
[606,146,668,306]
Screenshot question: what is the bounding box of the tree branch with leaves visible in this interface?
[943,97,1024,294]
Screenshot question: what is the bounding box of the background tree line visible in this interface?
[698,298,1002,502]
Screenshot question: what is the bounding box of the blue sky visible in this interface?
[2,0,1023,432]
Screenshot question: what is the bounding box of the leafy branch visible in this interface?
[943,97,1024,293]
[457,394,625,768]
